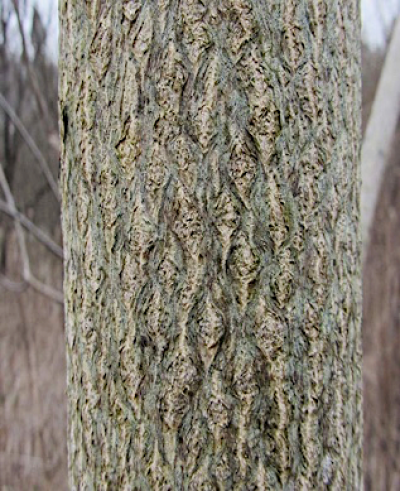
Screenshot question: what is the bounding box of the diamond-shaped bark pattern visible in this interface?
[198,296,225,369]
[207,370,232,432]
[228,231,260,312]
[228,132,257,204]
[191,54,220,151]
[145,143,170,220]
[171,134,199,192]
[161,347,199,429]
[61,0,362,488]
[255,298,287,362]
[157,232,182,299]
[213,188,241,264]
[172,185,204,259]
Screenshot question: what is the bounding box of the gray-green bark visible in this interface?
[59,1,362,489]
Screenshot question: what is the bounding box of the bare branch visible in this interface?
[0,91,60,202]
[11,0,51,124]
[0,161,63,304]
[27,275,64,304]
[0,273,28,293]
[0,156,29,276]
[0,198,63,259]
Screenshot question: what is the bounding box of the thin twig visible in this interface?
[11,0,51,124]
[0,198,63,259]
[0,273,28,293]
[0,92,60,202]
[28,274,64,304]
[0,161,63,304]
[0,158,29,276]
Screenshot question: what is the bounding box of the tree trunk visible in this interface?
[361,17,400,257]
[59,1,362,489]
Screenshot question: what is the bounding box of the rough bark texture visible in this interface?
[59,1,362,489]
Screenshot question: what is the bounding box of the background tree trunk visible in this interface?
[360,17,400,257]
[59,1,362,489]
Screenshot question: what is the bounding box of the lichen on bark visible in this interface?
[59,0,362,489]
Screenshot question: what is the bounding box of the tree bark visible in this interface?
[59,1,362,489]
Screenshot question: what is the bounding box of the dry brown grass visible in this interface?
[0,231,67,490]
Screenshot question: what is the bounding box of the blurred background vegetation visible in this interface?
[0,1,399,489]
